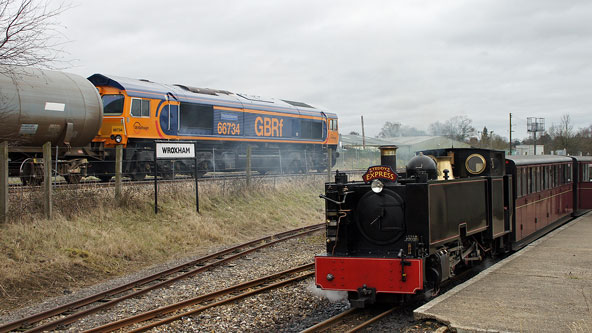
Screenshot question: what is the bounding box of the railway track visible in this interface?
[301,306,400,333]
[0,224,323,333]
[86,264,314,332]
[7,169,365,193]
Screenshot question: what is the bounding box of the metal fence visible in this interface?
[334,148,380,171]
[1,142,367,222]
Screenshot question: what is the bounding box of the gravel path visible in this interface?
[1,232,449,332]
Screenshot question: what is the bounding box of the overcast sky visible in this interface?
[57,0,592,140]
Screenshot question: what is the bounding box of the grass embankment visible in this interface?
[0,177,325,312]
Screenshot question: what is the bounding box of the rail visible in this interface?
[301,306,399,333]
[87,264,314,332]
[0,224,323,333]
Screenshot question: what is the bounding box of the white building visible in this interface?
[515,145,545,155]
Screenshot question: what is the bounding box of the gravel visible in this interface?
[0,232,449,332]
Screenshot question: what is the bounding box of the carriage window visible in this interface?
[562,164,567,184]
[585,164,592,182]
[567,164,572,182]
[539,167,543,191]
[522,168,527,196]
[517,168,525,197]
[131,98,150,117]
[528,168,533,194]
[546,166,551,189]
[535,167,541,192]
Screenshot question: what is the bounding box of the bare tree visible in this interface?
[429,115,475,142]
[428,121,446,136]
[0,0,69,73]
[549,114,575,153]
[0,0,69,142]
[377,121,402,138]
[377,121,427,138]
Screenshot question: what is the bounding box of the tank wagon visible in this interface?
[315,146,592,307]
[0,66,103,184]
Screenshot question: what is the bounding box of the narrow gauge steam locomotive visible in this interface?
[315,146,592,307]
[0,66,338,184]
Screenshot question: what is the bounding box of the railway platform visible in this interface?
[414,212,592,332]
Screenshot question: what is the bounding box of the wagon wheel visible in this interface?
[289,159,303,174]
[194,160,212,179]
[130,171,146,181]
[64,174,82,184]
[20,175,42,186]
[98,175,112,182]
[130,161,151,181]
[20,160,42,186]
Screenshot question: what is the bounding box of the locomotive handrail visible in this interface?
[319,191,353,205]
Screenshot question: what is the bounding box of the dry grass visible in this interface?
[0,176,325,311]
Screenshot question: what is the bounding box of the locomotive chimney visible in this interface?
[379,145,398,171]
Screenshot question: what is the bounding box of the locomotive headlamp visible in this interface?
[371,179,384,193]
[114,135,122,143]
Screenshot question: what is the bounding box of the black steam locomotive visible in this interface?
[315,146,590,307]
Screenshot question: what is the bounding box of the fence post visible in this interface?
[327,147,332,181]
[278,148,283,174]
[212,148,216,177]
[246,145,252,187]
[54,146,58,187]
[194,143,199,213]
[1,142,8,224]
[43,141,52,219]
[115,144,122,201]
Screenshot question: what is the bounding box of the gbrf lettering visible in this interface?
[255,117,283,137]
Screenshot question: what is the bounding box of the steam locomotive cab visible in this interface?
[315,146,511,307]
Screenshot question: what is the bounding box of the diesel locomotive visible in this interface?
[315,146,592,307]
[0,66,338,183]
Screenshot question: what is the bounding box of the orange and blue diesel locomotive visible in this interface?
[315,146,592,307]
[0,66,338,182]
[87,74,339,180]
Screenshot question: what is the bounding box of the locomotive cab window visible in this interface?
[465,154,486,175]
[102,94,124,116]
[329,119,338,131]
[131,98,150,117]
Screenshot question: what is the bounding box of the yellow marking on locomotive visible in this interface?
[255,116,283,137]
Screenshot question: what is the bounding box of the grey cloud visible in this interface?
[59,0,592,139]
